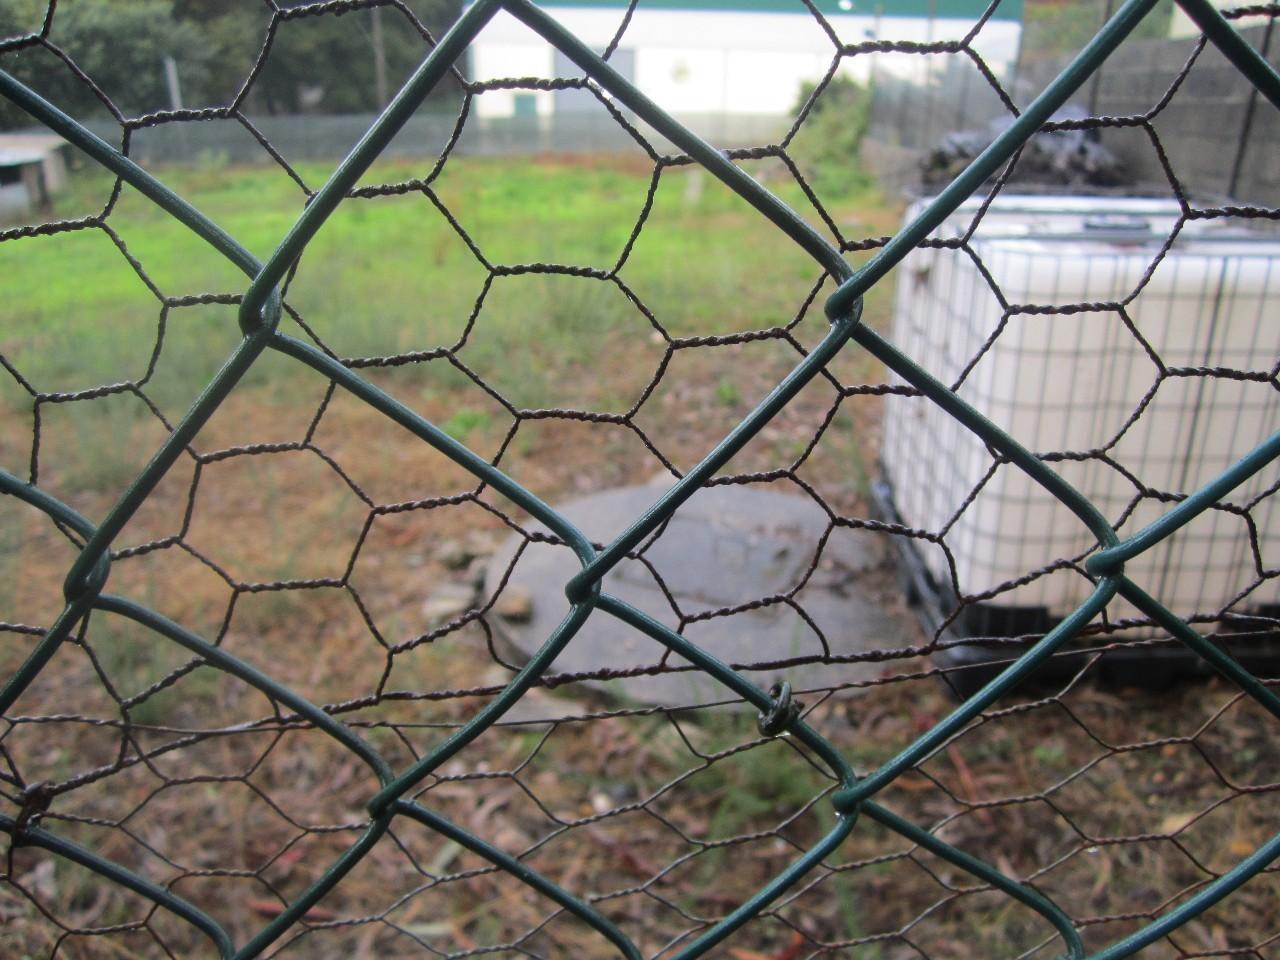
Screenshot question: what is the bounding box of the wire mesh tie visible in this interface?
[13,781,54,843]
[757,680,801,737]
[237,287,285,338]
[61,549,111,604]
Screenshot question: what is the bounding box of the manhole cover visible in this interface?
[485,481,919,710]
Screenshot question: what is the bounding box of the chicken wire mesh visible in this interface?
[0,0,1279,958]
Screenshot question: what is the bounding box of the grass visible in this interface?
[5,153,878,379]
[1,153,893,504]
[3,151,1276,960]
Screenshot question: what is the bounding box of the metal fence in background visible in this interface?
[861,13,1280,204]
[1018,17,1280,204]
[1,1,1279,959]
[7,110,786,166]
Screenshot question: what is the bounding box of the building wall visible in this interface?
[0,182,31,220]
[41,148,67,193]
[1016,21,1278,205]
[467,5,1021,118]
[0,150,67,221]
[471,40,562,116]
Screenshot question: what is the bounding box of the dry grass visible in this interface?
[2,157,1278,960]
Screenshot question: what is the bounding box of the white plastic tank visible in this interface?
[881,194,1280,625]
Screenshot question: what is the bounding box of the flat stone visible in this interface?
[495,584,534,622]
[421,581,477,625]
[484,483,919,710]
[436,538,477,570]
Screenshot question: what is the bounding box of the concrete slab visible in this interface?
[485,482,921,711]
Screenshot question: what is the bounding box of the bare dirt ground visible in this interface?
[3,159,1278,959]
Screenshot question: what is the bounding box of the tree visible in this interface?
[231,1,464,115]
[0,0,467,127]
[0,0,212,126]
[171,0,465,116]
[789,74,874,198]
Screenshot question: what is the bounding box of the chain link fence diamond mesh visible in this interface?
[1,0,1279,958]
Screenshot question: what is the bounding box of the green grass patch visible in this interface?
[3,154,889,492]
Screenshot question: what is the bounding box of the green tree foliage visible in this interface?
[238,4,452,115]
[0,0,463,127]
[789,73,873,198]
[173,0,465,115]
[0,0,210,126]
[170,0,272,108]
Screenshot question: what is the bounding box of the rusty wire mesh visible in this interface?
[1,0,1280,958]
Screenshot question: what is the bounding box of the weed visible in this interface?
[51,396,150,496]
[686,710,834,834]
[714,377,740,408]
[832,878,885,960]
[83,612,215,728]
[442,407,493,443]
[1031,743,1067,766]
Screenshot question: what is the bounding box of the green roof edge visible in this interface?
[522,0,1023,22]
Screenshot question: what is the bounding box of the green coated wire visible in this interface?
[1117,578,1280,725]
[598,592,1088,958]
[94,594,395,783]
[830,579,1120,811]
[502,0,853,283]
[0,67,280,720]
[237,0,504,337]
[233,816,395,960]
[567,304,864,603]
[2,0,1279,956]
[823,0,1162,322]
[0,471,108,714]
[1086,828,1280,960]
[395,800,644,959]
[0,814,235,958]
[269,333,596,562]
[1176,0,1280,111]
[1088,431,1280,575]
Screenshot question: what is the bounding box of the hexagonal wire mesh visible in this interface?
[1,0,1279,957]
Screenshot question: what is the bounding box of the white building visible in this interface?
[1168,0,1233,37]
[466,0,1023,120]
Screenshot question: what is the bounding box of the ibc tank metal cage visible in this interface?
[877,193,1280,691]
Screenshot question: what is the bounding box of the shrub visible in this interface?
[790,73,874,198]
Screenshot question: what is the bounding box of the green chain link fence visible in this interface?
[1,0,1279,956]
